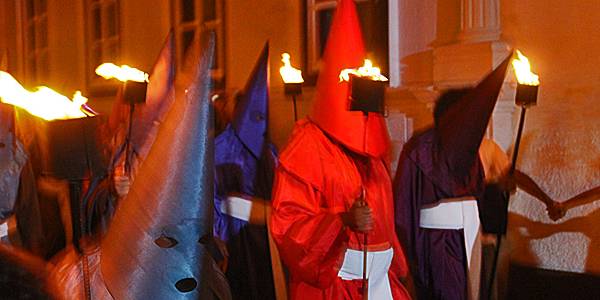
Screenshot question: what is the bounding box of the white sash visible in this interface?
[0,221,7,240]
[420,197,482,300]
[338,248,394,300]
[220,195,268,224]
[220,196,253,221]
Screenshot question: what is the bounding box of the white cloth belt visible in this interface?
[220,195,268,225]
[220,196,254,221]
[420,197,482,300]
[338,248,394,300]
[0,221,7,239]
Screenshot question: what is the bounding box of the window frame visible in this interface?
[305,0,389,81]
[21,0,49,86]
[172,0,225,89]
[84,0,121,95]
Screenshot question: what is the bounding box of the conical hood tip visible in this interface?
[309,0,389,157]
[230,41,270,158]
[100,33,216,300]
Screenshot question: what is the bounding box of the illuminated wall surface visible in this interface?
[388,0,600,287]
[2,0,600,295]
[500,0,600,276]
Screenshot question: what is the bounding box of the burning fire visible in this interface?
[0,71,90,120]
[512,51,539,86]
[340,59,388,82]
[95,63,149,83]
[279,53,304,84]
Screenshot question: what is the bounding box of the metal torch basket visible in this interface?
[348,74,386,115]
[122,80,148,105]
[515,83,538,107]
[19,110,107,181]
[284,82,303,95]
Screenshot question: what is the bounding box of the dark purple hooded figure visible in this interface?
[393,53,512,300]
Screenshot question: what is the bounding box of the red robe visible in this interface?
[271,120,411,300]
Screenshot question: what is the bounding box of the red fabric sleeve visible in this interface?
[270,166,349,290]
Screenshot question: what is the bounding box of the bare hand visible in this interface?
[113,165,131,198]
[547,201,566,221]
[498,173,517,193]
[340,198,374,233]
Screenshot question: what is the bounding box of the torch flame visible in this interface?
[95,63,149,83]
[279,53,304,84]
[0,71,90,120]
[340,59,388,82]
[512,51,539,86]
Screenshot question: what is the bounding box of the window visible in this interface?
[22,0,49,85]
[173,0,225,89]
[306,0,388,78]
[86,0,120,92]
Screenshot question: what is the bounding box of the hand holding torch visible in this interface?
[488,50,539,299]
[95,63,149,175]
[341,59,388,299]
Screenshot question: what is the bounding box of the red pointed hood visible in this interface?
[309,0,389,157]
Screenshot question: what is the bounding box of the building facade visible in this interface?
[2,0,600,298]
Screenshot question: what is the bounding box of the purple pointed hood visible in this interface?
[436,53,513,180]
[230,42,269,158]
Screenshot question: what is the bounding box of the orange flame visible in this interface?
[279,53,304,84]
[340,59,388,82]
[95,63,149,83]
[512,51,539,86]
[0,71,90,120]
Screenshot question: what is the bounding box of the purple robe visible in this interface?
[394,54,512,300]
[394,127,485,300]
[213,124,277,300]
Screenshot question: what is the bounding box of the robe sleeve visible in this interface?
[393,149,422,269]
[270,165,349,290]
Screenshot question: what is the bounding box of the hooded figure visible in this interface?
[46,33,229,300]
[111,30,176,177]
[393,53,513,300]
[213,42,278,300]
[0,103,26,229]
[84,31,176,236]
[100,32,215,300]
[270,0,411,299]
[0,57,22,223]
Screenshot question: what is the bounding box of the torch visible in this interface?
[340,59,388,300]
[509,51,539,174]
[0,71,104,251]
[487,50,539,298]
[95,63,149,174]
[279,53,303,121]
